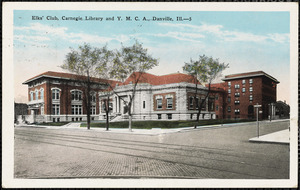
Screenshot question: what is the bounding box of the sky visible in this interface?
[13,10,290,104]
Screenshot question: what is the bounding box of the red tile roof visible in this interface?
[123,72,201,85]
[23,71,121,87]
[24,71,201,88]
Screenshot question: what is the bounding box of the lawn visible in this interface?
[35,122,70,126]
[80,119,255,129]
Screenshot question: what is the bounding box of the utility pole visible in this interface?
[254,103,262,138]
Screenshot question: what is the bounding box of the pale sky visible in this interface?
[14,10,290,104]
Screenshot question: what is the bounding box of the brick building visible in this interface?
[22,70,279,123]
[22,71,119,123]
[217,71,279,120]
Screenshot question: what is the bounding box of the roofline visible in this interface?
[222,72,280,83]
[23,74,113,85]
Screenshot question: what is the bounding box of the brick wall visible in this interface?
[153,92,176,111]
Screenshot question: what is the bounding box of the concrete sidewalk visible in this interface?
[15,119,290,139]
[249,129,289,144]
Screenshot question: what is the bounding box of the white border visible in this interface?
[2,2,298,188]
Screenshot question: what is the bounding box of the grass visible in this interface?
[80,119,255,129]
[35,122,69,126]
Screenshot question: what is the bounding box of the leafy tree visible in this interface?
[93,46,116,131]
[183,55,229,127]
[110,40,159,131]
[61,43,112,130]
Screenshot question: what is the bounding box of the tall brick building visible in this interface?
[22,70,279,123]
[215,71,279,120]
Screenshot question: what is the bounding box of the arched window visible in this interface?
[35,90,39,100]
[71,90,82,101]
[40,88,44,100]
[30,91,34,101]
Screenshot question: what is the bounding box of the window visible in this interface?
[215,95,219,100]
[165,94,174,109]
[155,95,163,109]
[167,114,172,120]
[235,109,240,114]
[228,82,231,87]
[228,89,231,94]
[30,92,34,101]
[208,98,214,111]
[235,100,240,104]
[109,102,113,111]
[52,89,60,100]
[167,98,173,109]
[189,97,193,108]
[157,114,161,119]
[235,84,240,89]
[227,97,231,103]
[249,87,253,92]
[157,99,162,109]
[72,105,82,115]
[90,105,96,115]
[242,88,246,93]
[249,79,253,84]
[242,80,246,84]
[249,95,253,101]
[35,90,39,100]
[201,98,206,111]
[216,105,219,111]
[52,104,60,115]
[90,92,96,102]
[143,101,145,109]
[195,97,199,109]
[190,114,193,119]
[40,89,44,100]
[228,106,231,112]
[71,90,82,101]
[235,92,240,97]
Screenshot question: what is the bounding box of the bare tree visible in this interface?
[109,41,159,131]
[183,55,229,127]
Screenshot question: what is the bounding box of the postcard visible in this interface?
[2,2,298,188]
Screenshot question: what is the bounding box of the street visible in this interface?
[14,120,289,179]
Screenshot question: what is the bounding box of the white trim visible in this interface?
[165,94,173,98]
[70,89,83,93]
[51,87,61,91]
[155,95,163,100]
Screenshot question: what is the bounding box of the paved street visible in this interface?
[14,120,289,179]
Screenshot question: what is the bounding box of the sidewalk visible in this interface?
[15,119,290,140]
[249,129,289,145]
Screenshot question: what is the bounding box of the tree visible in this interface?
[61,43,112,130]
[110,40,159,131]
[183,55,229,127]
[94,46,116,131]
